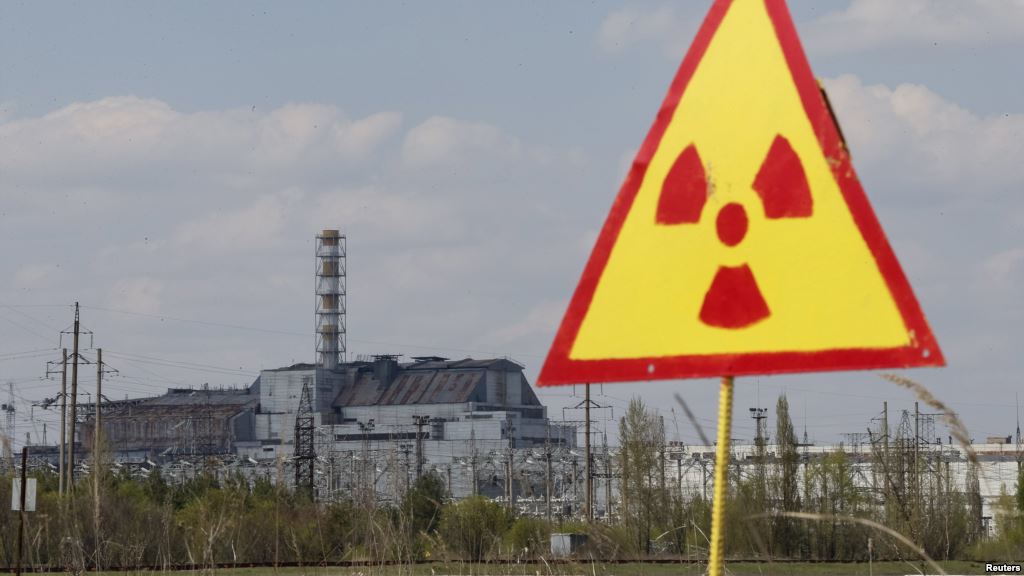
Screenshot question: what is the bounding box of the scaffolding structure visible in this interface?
[315,229,346,370]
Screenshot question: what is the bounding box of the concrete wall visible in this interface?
[485,369,524,406]
[257,367,336,446]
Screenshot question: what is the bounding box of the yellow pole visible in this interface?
[708,375,734,576]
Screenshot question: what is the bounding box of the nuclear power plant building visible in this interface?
[237,353,573,455]
[81,229,575,500]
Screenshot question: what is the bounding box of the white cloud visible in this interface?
[13,264,62,289]
[596,1,1024,59]
[807,0,1024,54]
[979,248,1024,293]
[401,116,520,168]
[313,186,456,242]
[0,97,402,190]
[597,4,698,57]
[173,190,304,255]
[823,74,1024,193]
[108,277,163,315]
[487,300,566,348]
[0,95,600,387]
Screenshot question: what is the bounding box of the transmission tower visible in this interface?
[750,407,768,448]
[562,385,613,521]
[294,382,315,498]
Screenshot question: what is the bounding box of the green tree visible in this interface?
[773,394,802,557]
[1017,465,1024,515]
[966,463,984,542]
[618,397,668,555]
[403,472,447,535]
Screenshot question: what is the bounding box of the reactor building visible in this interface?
[83,229,575,500]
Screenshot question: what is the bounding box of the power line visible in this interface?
[0,348,58,359]
[102,351,257,377]
[0,312,56,344]
[0,303,64,332]
[80,304,541,360]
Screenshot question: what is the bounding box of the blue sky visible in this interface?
[1,1,1023,448]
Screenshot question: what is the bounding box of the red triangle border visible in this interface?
[538,0,944,386]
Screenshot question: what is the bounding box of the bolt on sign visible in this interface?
[538,0,942,386]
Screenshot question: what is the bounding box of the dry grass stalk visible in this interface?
[674,393,712,446]
[748,511,947,576]
[880,373,978,466]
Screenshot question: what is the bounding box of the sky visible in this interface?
[1,0,1022,450]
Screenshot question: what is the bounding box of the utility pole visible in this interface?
[15,447,27,576]
[358,419,375,507]
[584,383,592,521]
[1016,393,1021,472]
[561,385,611,520]
[571,456,579,516]
[506,419,516,511]
[604,432,612,519]
[413,415,429,479]
[68,302,81,486]
[399,443,412,493]
[701,459,709,501]
[94,348,102,569]
[677,454,683,497]
[882,402,889,461]
[468,425,479,497]
[659,445,667,494]
[544,427,553,521]
[2,383,15,471]
[59,349,67,495]
[914,401,921,539]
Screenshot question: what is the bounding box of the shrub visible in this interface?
[506,517,551,557]
[438,496,509,561]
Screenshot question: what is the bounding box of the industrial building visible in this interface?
[82,385,259,460]
[83,353,574,497]
[78,229,575,501]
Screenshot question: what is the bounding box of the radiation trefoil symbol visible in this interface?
[656,134,812,329]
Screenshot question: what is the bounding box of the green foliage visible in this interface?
[1017,466,1024,515]
[971,484,1024,562]
[0,429,1010,568]
[402,472,447,535]
[618,397,670,555]
[581,522,636,560]
[438,495,510,561]
[773,394,803,556]
[506,516,551,556]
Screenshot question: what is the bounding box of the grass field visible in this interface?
[89,561,988,576]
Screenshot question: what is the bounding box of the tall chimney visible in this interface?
[315,229,346,370]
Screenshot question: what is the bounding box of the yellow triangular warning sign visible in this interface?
[539,0,943,386]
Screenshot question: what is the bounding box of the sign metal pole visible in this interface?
[708,376,733,576]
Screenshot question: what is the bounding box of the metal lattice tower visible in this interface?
[315,229,346,370]
[750,407,768,449]
[294,382,315,498]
